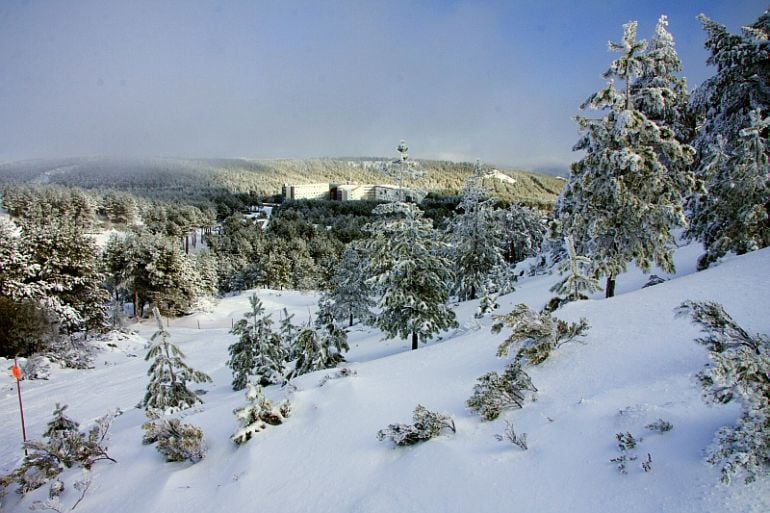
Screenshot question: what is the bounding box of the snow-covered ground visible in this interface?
[2,244,769,513]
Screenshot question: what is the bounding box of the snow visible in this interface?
[2,247,769,513]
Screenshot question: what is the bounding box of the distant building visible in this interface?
[282,183,331,200]
[282,182,424,203]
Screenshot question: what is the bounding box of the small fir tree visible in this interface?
[326,244,374,326]
[549,235,600,303]
[286,302,348,380]
[142,308,211,414]
[228,294,285,390]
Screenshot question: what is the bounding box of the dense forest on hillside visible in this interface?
[0,157,563,209]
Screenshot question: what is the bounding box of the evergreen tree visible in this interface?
[228,294,285,390]
[633,15,691,141]
[363,202,457,350]
[450,164,512,300]
[499,203,546,264]
[549,235,601,303]
[558,21,694,297]
[691,113,770,269]
[687,11,770,267]
[142,308,211,413]
[286,301,348,380]
[326,243,374,327]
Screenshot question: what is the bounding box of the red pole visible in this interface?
[12,358,28,456]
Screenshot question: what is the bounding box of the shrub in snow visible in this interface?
[492,304,589,365]
[21,356,51,380]
[1,404,115,496]
[231,383,291,445]
[318,367,357,387]
[677,300,770,484]
[610,432,651,475]
[142,417,206,463]
[377,405,456,446]
[494,420,528,450]
[142,308,211,414]
[645,419,673,433]
[467,361,537,421]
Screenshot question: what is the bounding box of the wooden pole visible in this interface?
[12,358,28,456]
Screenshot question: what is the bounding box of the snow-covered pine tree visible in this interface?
[228,294,285,390]
[325,243,374,327]
[142,308,211,413]
[286,300,348,380]
[687,10,770,268]
[549,235,600,303]
[498,203,546,265]
[558,21,694,297]
[633,15,691,141]
[363,202,458,350]
[450,162,512,300]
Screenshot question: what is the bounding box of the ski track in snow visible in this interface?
[1,248,769,513]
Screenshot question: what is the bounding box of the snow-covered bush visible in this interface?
[677,300,770,484]
[548,235,600,306]
[377,405,456,446]
[21,356,51,380]
[231,383,291,445]
[610,432,653,475]
[492,304,589,365]
[142,417,206,463]
[1,405,115,496]
[142,308,211,414]
[467,361,537,421]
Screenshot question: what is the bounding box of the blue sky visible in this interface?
[0,1,767,173]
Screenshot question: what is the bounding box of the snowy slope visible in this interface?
[2,247,769,513]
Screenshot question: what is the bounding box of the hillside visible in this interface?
[1,243,768,513]
[0,157,563,208]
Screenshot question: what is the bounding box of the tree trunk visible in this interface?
[349,312,354,328]
[411,332,418,351]
[134,290,139,320]
[605,276,616,298]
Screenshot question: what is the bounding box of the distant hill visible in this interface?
[0,156,564,209]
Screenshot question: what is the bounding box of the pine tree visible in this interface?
[286,300,348,380]
[363,202,457,350]
[228,294,285,390]
[142,308,211,413]
[326,243,374,327]
[499,203,546,264]
[450,163,512,300]
[558,20,694,297]
[549,235,600,303]
[633,15,691,141]
[687,10,770,268]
